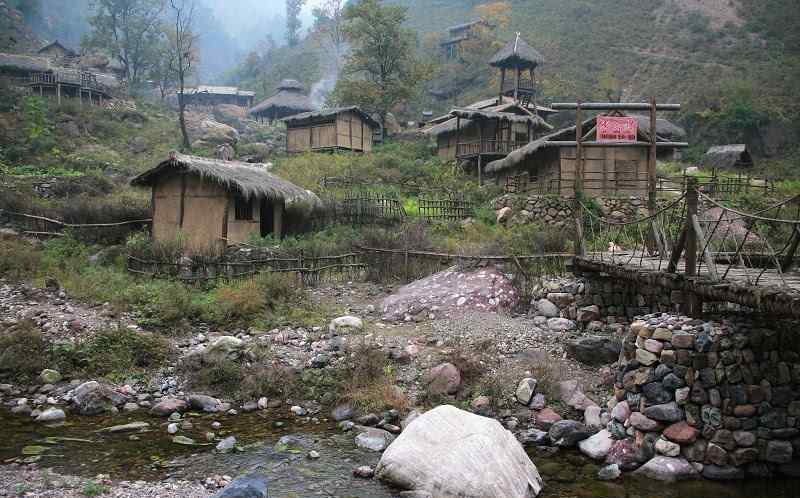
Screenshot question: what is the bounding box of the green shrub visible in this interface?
[81,329,171,379]
[0,322,50,380]
[0,236,41,281]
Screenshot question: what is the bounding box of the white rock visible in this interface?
[35,408,66,423]
[329,316,364,333]
[655,437,681,457]
[375,405,543,498]
[216,436,237,453]
[578,429,614,460]
[167,423,179,434]
[355,428,395,452]
[633,456,698,482]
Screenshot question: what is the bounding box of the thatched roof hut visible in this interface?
[489,33,544,70]
[702,144,753,169]
[132,153,320,250]
[132,153,319,205]
[0,52,52,75]
[249,79,315,122]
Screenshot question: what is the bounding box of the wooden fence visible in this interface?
[418,193,475,222]
[658,171,775,199]
[127,252,366,286]
[0,209,151,243]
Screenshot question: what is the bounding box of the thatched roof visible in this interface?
[0,52,52,73]
[38,40,77,57]
[249,79,314,118]
[131,153,321,208]
[702,144,753,169]
[422,100,554,137]
[485,114,687,174]
[281,106,380,129]
[489,33,544,70]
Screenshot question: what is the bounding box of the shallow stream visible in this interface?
[1,410,798,498]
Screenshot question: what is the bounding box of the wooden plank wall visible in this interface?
[560,146,648,197]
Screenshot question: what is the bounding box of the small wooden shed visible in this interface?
[485,113,688,197]
[282,106,379,153]
[702,144,753,169]
[131,153,320,252]
[249,79,315,123]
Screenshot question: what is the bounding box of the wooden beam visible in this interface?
[178,173,187,228]
[552,102,681,111]
[781,226,800,272]
[499,68,506,104]
[668,225,688,273]
[691,214,719,282]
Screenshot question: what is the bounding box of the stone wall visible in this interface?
[494,194,652,227]
[612,313,800,479]
[575,274,686,319]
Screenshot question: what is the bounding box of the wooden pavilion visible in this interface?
[282,106,379,154]
[249,79,315,123]
[489,33,544,109]
[131,153,320,252]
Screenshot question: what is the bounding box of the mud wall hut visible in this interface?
[282,106,379,154]
[131,153,320,252]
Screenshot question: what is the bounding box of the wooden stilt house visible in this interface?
[282,107,379,153]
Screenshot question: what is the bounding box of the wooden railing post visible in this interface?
[573,101,585,257]
[685,176,699,277]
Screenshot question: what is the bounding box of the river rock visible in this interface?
[99,421,150,433]
[549,420,592,448]
[606,439,646,470]
[643,402,684,423]
[329,316,363,333]
[515,378,538,406]
[207,336,243,355]
[212,473,269,498]
[150,398,188,416]
[355,428,395,452]
[534,299,559,318]
[332,403,355,421]
[375,405,543,498]
[547,317,576,331]
[629,412,660,432]
[216,436,237,453]
[72,381,126,415]
[424,363,461,395]
[597,464,621,481]
[702,465,744,480]
[188,394,223,413]
[611,401,630,423]
[567,337,621,365]
[35,407,65,423]
[578,429,614,459]
[517,428,549,447]
[765,440,794,464]
[655,438,681,457]
[663,422,698,444]
[353,466,375,478]
[634,456,698,482]
[39,369,62,384]
[558,380,598,411]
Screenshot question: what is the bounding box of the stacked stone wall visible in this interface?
[494,194,654,228]
[611,313,800,479]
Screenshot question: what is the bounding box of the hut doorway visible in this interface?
[260,200,275,237]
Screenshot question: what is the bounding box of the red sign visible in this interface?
[596,116,638,143]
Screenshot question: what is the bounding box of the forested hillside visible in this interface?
[397,0,800,165]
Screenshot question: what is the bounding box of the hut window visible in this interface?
[234,195,253,221]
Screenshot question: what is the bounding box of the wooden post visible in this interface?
[56,83,61,106]
[781,226,800,272]
[574,101,584,196]
[648,96,657,215]
[478,155,483,186]
[685,176,699,277]
[178,173,187,228]
[499,68,506,104]
[574,101,585,257]
[456,116,461,158]
[531,68,537,114]
[514,67,520,102]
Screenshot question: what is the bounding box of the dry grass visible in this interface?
[340,340,410,414]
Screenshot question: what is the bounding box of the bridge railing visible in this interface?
[576,177,800,291]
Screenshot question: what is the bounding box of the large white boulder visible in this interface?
[375,405,543,498]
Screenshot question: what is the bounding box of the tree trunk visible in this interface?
[178,73,191,152]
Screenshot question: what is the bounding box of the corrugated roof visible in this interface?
[281,106,380,129]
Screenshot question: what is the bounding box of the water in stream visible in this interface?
[1,409,799,498]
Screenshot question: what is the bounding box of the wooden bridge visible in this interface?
[572,177,800,318]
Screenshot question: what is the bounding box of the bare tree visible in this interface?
[169,0,198,152]
[312,0,346,68]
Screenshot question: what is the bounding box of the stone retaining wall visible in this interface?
[494,194,652,227]
[612,313,800,479]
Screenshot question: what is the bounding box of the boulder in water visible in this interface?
[212,473,269,498]
[375,405,543,497]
